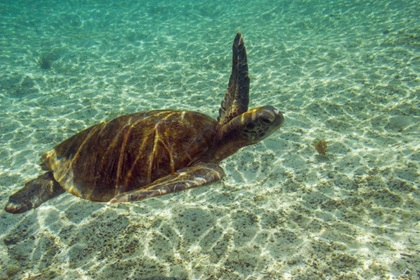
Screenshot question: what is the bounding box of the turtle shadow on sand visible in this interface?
[5,33,284,214]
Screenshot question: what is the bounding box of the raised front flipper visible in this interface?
[4,172,65,214]
[109,163,225,203]
[218,32,250,125]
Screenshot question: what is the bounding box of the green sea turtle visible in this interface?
[5,33,284,214]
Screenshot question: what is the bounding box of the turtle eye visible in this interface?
[261,118,272,124]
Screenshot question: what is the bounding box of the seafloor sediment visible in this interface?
[0,0,419,279]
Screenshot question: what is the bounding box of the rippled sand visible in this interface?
[0,0,419,279]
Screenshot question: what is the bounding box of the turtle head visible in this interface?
[239,105,284,144]
[212,106,283,162]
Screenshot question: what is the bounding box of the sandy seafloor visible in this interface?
[0,0,419,279]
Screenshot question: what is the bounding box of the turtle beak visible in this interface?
[262,106,284,128]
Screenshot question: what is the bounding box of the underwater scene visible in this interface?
[0,0,419,279]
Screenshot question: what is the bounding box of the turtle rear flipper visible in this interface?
[109,163,225,203]
[4,172,65,214]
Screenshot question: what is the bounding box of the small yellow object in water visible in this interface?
[314,139,327,155]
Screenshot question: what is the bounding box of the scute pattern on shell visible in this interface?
[42,110,218,202]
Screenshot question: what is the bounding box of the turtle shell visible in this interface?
[40,110,218,202]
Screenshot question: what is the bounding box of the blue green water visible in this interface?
[0,0,419,279]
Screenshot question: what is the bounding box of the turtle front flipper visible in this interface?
[218,32,249,125]
[109,163,225,203]
[4,172,65,214]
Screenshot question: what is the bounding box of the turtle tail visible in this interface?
[4,172,65,214]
